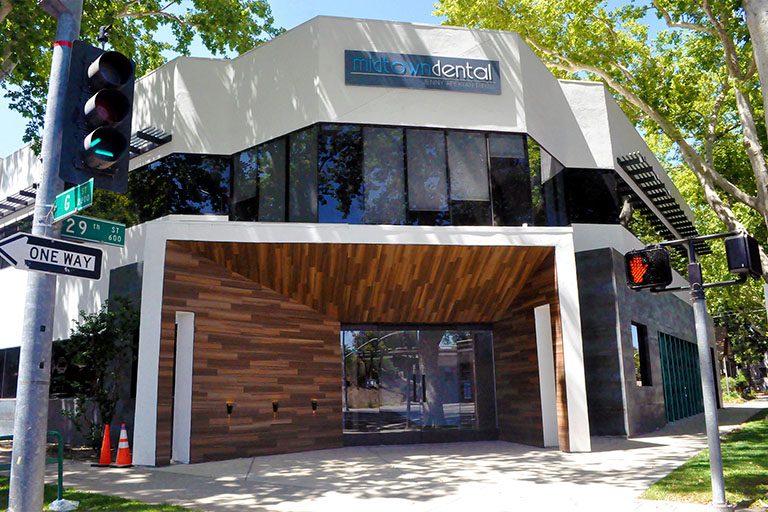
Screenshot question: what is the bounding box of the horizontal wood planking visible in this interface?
[158,242,343,464]
[178,241,552,324]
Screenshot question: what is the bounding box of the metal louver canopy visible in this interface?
[617,152,710,255]
[129,126,172,157]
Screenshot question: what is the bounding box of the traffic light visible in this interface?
[59,40,135,193]
[725,233,763,279]
[625,247,673,290]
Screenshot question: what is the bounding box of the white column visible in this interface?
[555,237,591,452]
[534,304,559,448]
[172,312,195,464]
[132,224,168,466]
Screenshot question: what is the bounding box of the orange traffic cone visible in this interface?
[111,423,132,468]
[91,424,111,467]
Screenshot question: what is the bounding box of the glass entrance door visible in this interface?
[342,327,496,439]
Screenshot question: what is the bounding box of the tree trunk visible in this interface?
[745,0,768,133]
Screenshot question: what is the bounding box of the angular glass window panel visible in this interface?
[232,148,259,221]
[447,132,489,201]
[527,137,546,226]
[363,127,406,225]
[289,127,318,222]
[406,129,448,212]
[258,138,287,222]
[318,124,364,224]
[128,154,231,224]
[450,200,492,226]
[489,133,532,226]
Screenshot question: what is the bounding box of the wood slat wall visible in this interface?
[492,253,569,450]
[157,242,343,464]
[179,241,552,324]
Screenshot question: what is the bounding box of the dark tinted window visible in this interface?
[489,134,532,226]
[318,124,364,223]
[129,154,231,223]
[289,127,318,222]
[257,139,287,222]
[233,147,259,221]
[406,129,449,225]
[363,127,406,225]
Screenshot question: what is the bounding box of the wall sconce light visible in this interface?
[272,400,279,418]
[226,401,235,418]
[311,398,318,415]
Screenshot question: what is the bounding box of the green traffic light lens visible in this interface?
[84,127,126,170]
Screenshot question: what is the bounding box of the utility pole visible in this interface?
[8,1,82,510]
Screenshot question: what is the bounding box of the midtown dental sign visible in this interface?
[345,50,501,95]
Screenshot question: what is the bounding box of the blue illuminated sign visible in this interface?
[344,50,501,95]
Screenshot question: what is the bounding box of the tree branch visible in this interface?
[705,82,728,167]
[0,0,12,25]
[652,1,715,35]
[0,45,16,83]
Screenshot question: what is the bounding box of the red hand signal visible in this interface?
[629,256,648,283]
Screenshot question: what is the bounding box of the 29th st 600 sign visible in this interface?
[0,233,102,280]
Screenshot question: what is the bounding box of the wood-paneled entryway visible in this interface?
[156,240,568,464]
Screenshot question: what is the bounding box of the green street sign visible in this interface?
[60,215,126,247]
[54,178,93,222]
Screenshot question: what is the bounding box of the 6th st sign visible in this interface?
[0,233,102,280]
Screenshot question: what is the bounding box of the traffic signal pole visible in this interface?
[8,1,82,510]
[686,245,728,512]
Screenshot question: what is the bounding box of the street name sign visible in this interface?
[0,233,102,280]
[53,178,93,222]
[61,215,126,247]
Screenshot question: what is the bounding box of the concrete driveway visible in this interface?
[58,400,768,512]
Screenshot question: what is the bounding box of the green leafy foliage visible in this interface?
[53,297,139,450]
[0,0,282,150]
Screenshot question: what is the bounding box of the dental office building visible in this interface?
[0,17,716,466]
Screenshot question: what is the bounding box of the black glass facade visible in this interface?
[129,154,231,224]
[230,123,580,228]
[123,123,627,230]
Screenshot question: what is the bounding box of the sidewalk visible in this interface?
[57,399,768,512]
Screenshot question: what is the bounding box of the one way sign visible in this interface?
[0,233,102,280]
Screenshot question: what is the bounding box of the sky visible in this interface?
[0,0,443,158]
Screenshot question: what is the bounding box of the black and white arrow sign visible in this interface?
[0,233,102,280]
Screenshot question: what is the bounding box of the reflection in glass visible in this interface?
[129,154,231,224]
[289,127,318,222]
[342,328,495,435]
[363,127,406,224]
[232,147,259,221]
[257,139,286,222]
[447,132,489,201]
[489,134,532,226]
[318,124,364,223]
[406,129,449,221]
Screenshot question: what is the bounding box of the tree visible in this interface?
[0,0,282,149]
[52,298,139,449]
[436,0,768,275]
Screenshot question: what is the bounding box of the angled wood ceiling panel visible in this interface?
[172,241,554,324]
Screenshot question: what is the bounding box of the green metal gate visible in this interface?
[658,332,704,422]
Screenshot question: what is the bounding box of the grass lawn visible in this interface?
[0,476,194,511]
[642,411,768,508]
